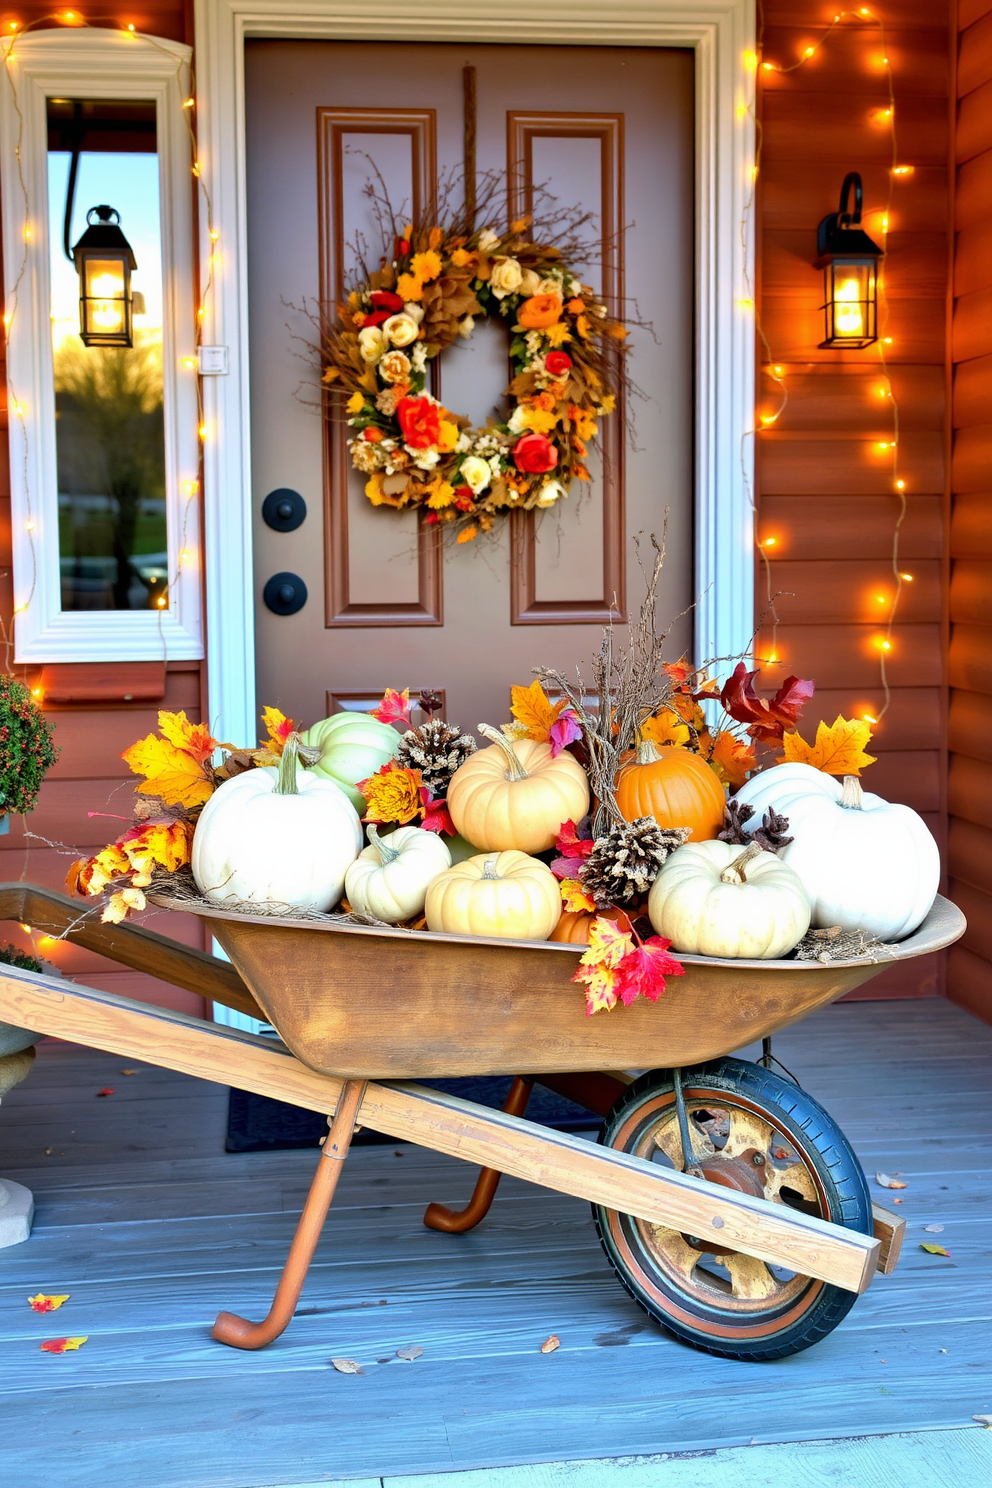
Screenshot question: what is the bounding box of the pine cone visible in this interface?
[718,799,755,845]
[752,808,793,853]
[584,818,690,908]
[395,719,477,797]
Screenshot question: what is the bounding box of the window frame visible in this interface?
[0,29,203,662]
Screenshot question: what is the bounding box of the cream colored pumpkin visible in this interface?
[345,824,451,924]
[446,724,589,854]
[648,840,811,959]
[191,735,362,912]
[425,850,562,941]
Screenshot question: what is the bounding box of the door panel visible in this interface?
[246,40,693,733]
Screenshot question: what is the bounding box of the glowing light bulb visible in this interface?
[198,423,208,439]
[883,336,893,345]
[772,365,784,377]
[762,537,777,548]
[20,924,31,934]
[743,50,758,70]
[863,713,878,724]
[834,278,864,338]
[762,62,775,70]
[183,97,195,109]
[209,229,219,242]
[25,519,34,531]
[892,165,913,176]
[736,103,748,120]
[880,640,892,651]
[900,572,914,582]
[804,45,815,56]
[181,356,197,370]
[738,297,754,312]
[157,596,167,608]
[876,594,887,604]
[895,479,906,491]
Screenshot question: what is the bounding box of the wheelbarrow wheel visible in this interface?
[593,1057,872,1361]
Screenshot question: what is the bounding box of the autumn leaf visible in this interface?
[260,706,295,755]
[920,1243,951,1258]
[583,916,635,969]
[121,732,215,809]
[640,709,690,748]
[549,710,583,758]
[560,878,596,913]
[419,789,455,836]
[157,711,218,765]
[510,679,567,742]
[359,764,424,825]
[95,1088,115,1097]
[574,961,620,1015]
[395,1345,423,1361]
[29,1295,69,1313]
[550,818,594,878]
[720,664,815,743]
[707,731,756,790]
[781,715,877,777]
[40,1337,87,1353]
[101,887,146,924]
[875,1172,907,1189]
[613,937,685,1007]
[122,820,194,886]
[371,688,412,727]
[663,657,693,687]
[540,1335,560,1353]
[331,1357,365,1374]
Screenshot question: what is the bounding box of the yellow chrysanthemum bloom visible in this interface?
[427,481,456,509]
[410,249,442,283]
[346,391,366,415]
[361,765,424,826]
[521,407,558,435]
[544,323,572,348]
[365,474,387,506]
[396,272,423,301]
[450,248,473,268]
[437,419,460,452]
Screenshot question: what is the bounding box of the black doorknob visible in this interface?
[262,487,307,532]
[263,572,308,615]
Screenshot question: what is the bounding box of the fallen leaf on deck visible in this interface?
[95,1088,115,1098]
[973,1415,992,1427]
[28,1294,69,1313]
[120,1069,139,1076]
[893,1198,903,1204]
[922,1224,945,1233]
[920,1243,951,1257]
[40,1337,87,1353]
[395,1346,423,1362]
[875,1172,907,1189]
[540,1335,560,1354]
[331,1358,364,1374]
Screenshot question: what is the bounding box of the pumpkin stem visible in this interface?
[478,723,531,781]
[840,775,864,810]
[719,840,764,884]
[274,733,305,795]
[481,853,502,880]
[367,823,401,865]
[635,737,662,766]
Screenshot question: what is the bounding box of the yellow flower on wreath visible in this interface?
[346,391,366,415]
[520,406,558,435]
[396,272,423,301]
[544,323,572,348]
[437,419,460,452]
[410,249,442,282]
[427,480,456,509]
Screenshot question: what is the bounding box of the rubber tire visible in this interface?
[593,1056,873,1361]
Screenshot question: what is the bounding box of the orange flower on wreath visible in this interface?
[517,293,563,329]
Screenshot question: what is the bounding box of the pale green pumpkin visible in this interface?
[301,712,401,812]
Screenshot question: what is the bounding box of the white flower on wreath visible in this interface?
[524,331,543,354]
[411,344,428,371]
[536,479,568,508]
[358,326,388,362]
[457,315,475,338]
[477,228,500,252]
[350,440,381,474]
[456,431,472,453]
[518,268,542,298]
[383,312,420,348]
[490,257,523,299]
[538,276,563,296]
[411,448,441,471]
[460,456,492,495]
[403,303,425,324]
[378,350,412,385]
[507,405,529,434]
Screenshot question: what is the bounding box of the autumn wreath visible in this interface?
[319,202,628,542]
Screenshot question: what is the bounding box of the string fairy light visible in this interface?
[740,7,909,721]
[0,10,218,667]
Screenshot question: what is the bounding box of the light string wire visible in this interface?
[741,6,907,722]
[0,12,214,671]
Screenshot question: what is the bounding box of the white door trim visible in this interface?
[193,0,756,747]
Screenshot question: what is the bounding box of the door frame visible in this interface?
[193,0,756,746]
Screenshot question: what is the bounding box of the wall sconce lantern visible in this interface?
[71,205,137,348]
[814,172,883,349]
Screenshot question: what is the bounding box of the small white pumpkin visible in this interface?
[345,824,451,924]
[425,850,562,941]
[734,763,939,940]
[648,840,811,959]
[191,735,362,912]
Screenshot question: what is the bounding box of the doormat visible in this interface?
[226,1078,602,1153]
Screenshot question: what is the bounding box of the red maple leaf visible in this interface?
[370,688,412,728]
[419,789,455,836]
[720,664,815,743]
[548,710,583,759]
[613,936,685,1007]
[550,817,595,879]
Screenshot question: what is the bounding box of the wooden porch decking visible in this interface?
[0,998,989,1487]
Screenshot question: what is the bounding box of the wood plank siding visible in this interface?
[757,1,954,1000]
[0,3,206,1015]
[948,0,992,1021]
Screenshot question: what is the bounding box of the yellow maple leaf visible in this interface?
[707,730,756,790]
[125,821,194,886]
[640,709,690,748]
[577,962,619,1015]
[157,711,218,765]
[780,715,877,777]
[510,679,567,742]
[121,733,214,808]
[582,915,634,969]
[261,706,295,755]
[346,391,366,415]
[101,887,146,924]
[560,878,596,913]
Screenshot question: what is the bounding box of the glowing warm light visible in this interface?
[892,165,914,176]
[23,225,31,241]
[895,479,906,491]
[736,103,749,120]
[198,423,208,439]
[181,356,197,370]
[804,45,815,56]
[738,298,754,311]
[192,161,201,177]
[761,537,777,548]
[12,400,23,417]
[20,925,31,934]
[743,50,758,71]
[883,336,893,345]
[772,364,784,377]
[876,594,887,604]
[876,440,893,451]
[38,935,57,950]
[209,229,219,242]
[881,214,889,231]
[31,687,43,700]
[25,519,34,531]
[833,278,864,339]
[900,572,914,582]
[183,97,195,109]
[762,61,775,70]
[863,713,878,724]
[157,596,168,608]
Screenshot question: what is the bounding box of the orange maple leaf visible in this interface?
[260,706,295,755]
[780,715,877,776]
[640,709,690,748]
[560,878,596,913]
[121,732,215,809]
[40,1336,87,1354]
[157,711,218,766]
[29,1294,69,1313]
[510,679,567,742]
[123,820,194,886]
[707,731,756,790]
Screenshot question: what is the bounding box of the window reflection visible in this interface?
[47,100,169,611]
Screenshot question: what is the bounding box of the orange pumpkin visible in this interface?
[615,740,726,842]
[549,906,625,944]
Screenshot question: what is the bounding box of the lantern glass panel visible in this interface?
[47,100,168,612]
[822,258,877,348]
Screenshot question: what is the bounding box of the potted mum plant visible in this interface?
[0,675,59,834]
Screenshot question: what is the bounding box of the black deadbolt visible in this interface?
[262,487,307,532]
[263,572,308,615]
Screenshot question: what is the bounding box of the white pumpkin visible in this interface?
[192,736,362,912]
[734,763,939,940]
[648,840,811,959]
[345,824,451,924]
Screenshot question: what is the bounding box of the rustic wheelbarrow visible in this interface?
[0,881,965,1361]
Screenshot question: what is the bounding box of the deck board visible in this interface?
[0,999,989,1486]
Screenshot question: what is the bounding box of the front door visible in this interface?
[245,40,694,732]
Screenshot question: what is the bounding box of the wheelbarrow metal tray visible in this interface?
[157,894,965,1080]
